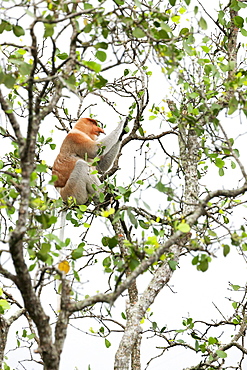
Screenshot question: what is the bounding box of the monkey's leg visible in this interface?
[59,160,101,205]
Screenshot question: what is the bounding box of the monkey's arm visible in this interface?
[66,132,99,160]
[96,120,128,172]
[96,120,126,156]
[97,141,121,173]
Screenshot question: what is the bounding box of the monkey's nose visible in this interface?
[98,127,105,135]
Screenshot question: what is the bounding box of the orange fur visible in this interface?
[74,117,104,139]
[52,117,125,204]
[52,118,104,188]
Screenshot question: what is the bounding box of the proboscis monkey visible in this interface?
[52,117,126,205]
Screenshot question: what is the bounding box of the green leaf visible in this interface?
[183,40,193,55]
[231,284,240,291]
[220,61,235,72]
[228,96,238,115]
[71,245,84,260]
[233,148,240,157]
[103,256,111,268]
[171,15,180,24]
[99,192,105,203]
[129,258,139,271]
[79,205,87,212]
[95,42,108,50]
[133,27,146,38]
[35,213,57,229]
[169,0,176,5]
[20,62,32,75]
[160,22,172,33]
[57,53,69,60]
[199,259,208,272]
[199,17,208,30]
[36,242,52,262]
[61,75,76,91]
[0,71,4,85]
[208,337,217,345]
[201,45,210,53]
[83,23,92,33]
[1,20,12,32]
[208,230,217,237]
[84,2,93,9]
[9,58,32,75]
[219,168,224,176]
[3,74,16,89]
[96,50,107,62]
[192,256,199,265]
[127,208,138,228]
[195,340,199,351]
[39,243,51,255]
[242,243,247,251]
[105,338,111,348]
[0,299,11,310]
[223,244,230,257]
[180,27,189,36]
[215,158,225,168]
[151,321,157,330]
[241,28,247,37]
[27,333,35,340]
[82,60,101,72]
[29,263,36,271]
[121,312,126,320]
[177,223,190,233]
[233,16,244,28]
[13,25,25,37]
[229,0,240,10]
[232,301,238,309]
[139,220,149,229]
[155,181,166,192]
[218,10,226,26]
[25,9,35,18]
[108,237,118,248]
[216,350,227,359]
[134,0,141,7]
[168,260,177,270]
[0,22,5,34]
[238,0,247,8]
[44,23,55,38]
[102,236,110,247]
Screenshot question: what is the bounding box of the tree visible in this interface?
[1,0,247,369]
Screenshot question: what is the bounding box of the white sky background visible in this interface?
[1,0,247,369]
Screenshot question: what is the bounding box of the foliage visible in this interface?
[1,0,247,369]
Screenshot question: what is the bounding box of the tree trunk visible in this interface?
[0,316,9,368]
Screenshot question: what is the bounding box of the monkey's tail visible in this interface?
[59,210,66,242]
[57,210,67,312]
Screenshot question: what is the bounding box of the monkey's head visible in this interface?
[74,118,105,139]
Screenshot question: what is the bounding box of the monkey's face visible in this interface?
[74,118,105,138]
[86,119,105,138]
[92,124,105,137]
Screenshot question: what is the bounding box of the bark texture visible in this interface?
[114,114,199,368]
